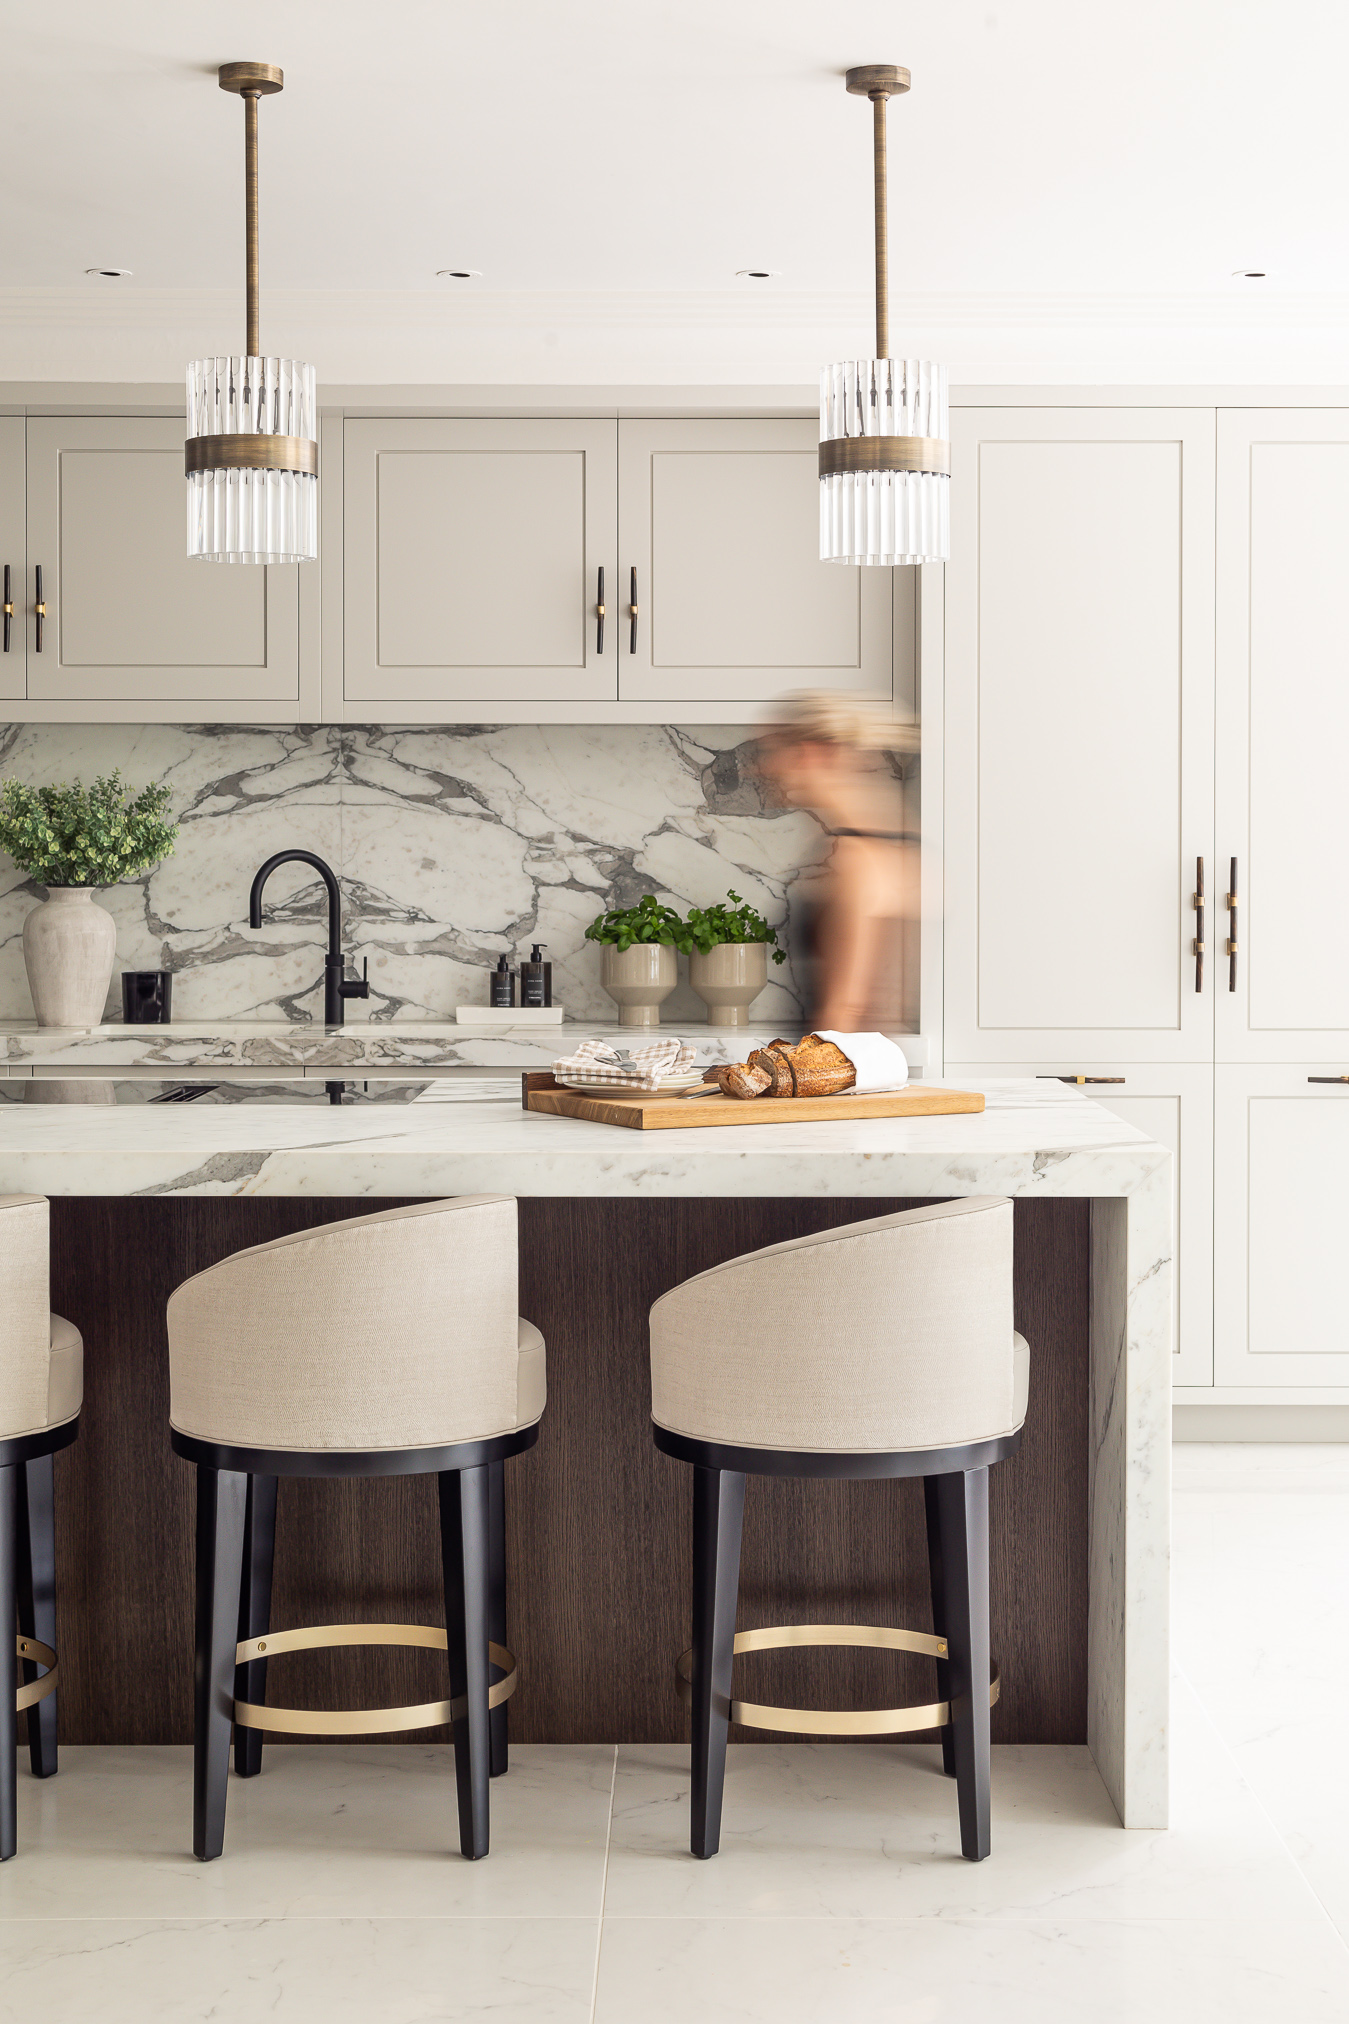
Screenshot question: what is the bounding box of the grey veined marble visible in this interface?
[0,724,915,1027]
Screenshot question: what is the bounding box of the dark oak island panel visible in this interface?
[43,1196,1087,1749]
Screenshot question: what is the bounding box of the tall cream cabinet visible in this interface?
[0,418,23,703]
[941,398,1349,1404]
[11,418,305,719]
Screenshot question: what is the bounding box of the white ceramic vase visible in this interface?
[22,887,118,1027]
[600,943,678,1027]
[689,942,770,1027]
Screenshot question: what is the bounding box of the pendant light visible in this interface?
[820,66,949,566]
[186,64,317,564]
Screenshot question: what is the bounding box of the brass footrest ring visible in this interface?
[233,1624,516,1737]
[675,1623,999,1738]
[15,1635,58,1714]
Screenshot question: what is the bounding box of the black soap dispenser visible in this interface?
[490,953,516,1009]
[519,943,552,1009]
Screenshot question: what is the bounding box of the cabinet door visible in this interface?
[0,418,23,702]
[944,408,1216,1063]
[1214,1066,1349,1388]
[947,1060,1213,1386]
[25,417,299,706]
[1216,413,1349,1061]
[342,419,617,708]
[617,420,892,705]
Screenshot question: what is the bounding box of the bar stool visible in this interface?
[649,1197,1028,1863]
[167,1195,545,1863]
[0,1194,82,1860]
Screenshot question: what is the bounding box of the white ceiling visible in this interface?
[4,0,1349,384]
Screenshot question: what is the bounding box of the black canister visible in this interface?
[121,970,173,1024]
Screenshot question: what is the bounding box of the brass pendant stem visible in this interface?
[243,89,260,359]
[872,91,889,361]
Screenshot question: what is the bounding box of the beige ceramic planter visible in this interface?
[689,942,770,1027]
[22,887,118,1027]
[600,943,678,1026]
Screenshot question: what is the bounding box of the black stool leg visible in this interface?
[690,1465,745,1860]
[935,1466,992,1861]
[0,1464,17,1859]
[922,1473,957,1780]
[193,1465,247,1862]
[16,1453,58,1780]
[233,1474,278,1779]
[487,1458,508,1779]
[440,1465,492,1859]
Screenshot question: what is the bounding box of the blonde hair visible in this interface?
[766,691,920,755]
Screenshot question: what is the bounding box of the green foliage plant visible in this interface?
[0,770,178,889]
[681,890,786,964]
[584,893,685,953]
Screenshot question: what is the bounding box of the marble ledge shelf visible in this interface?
[0,1021,931,1074]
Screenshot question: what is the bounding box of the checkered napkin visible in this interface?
[553,1035,698,1091]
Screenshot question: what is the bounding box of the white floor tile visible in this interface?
[0,1745,616,1921]
[602,1677,1318,1923]
[592,1911,1349,2023]
[0,1915,599,2023]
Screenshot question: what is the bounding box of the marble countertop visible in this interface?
[0,1019,931,1075]
[0,1076,1168,1201]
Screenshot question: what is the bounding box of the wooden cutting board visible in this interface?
[520,1072,984,1131]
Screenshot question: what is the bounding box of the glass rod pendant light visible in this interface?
[820,66,949,566]
[186,63,317,564]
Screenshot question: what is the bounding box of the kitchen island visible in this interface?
[0,1078,1171,1827]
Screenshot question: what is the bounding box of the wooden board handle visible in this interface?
[522,1070,561,1110]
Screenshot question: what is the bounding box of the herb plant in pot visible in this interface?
[0,772,178,1027]
[584,894,682,1026]
[684,890,786,1028]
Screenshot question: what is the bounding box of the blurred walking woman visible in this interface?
[756,693,919,1033]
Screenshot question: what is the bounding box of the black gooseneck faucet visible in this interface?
[249,850,369,1101]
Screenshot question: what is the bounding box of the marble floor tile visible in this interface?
[0,1745,616,1921]
[601,1676,1316,1923]
[591,1911,1349,2024]
[0,1915,600,2024]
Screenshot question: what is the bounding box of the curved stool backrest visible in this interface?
[0,1195,61,1444]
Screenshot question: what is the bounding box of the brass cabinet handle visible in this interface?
[629,565,638,654]
[1036,1075,1126,1085]
[34,563,45,653]
[1192,856,1204,993]
[1226,857,1238,992]
[596,565,605,656]
[1308,1076,1349,1084]
[2,564,11,653]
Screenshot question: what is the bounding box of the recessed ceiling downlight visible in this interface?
[736,269,780,280]
[437,269,482,280]
[86,267,132,278]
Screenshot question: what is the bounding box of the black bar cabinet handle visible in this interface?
[596,566,605,655]
[1308,1076,1349,1084]
[629,565,638,654]
[1036,1075,1126,1085]
[1226,857,1238,992]
[34,563,45,653]
[2,564,10,653]
[1192,856,1204,993]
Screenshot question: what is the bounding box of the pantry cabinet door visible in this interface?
[24,417,300,708]
[1216,412,1349,1061]
[947,1061,1213,1386]
[1214,1066,1349,1388]
[0,418,24,702]
[943,408,1216,1063]
[617,419,892,706]
[342,419,617,709]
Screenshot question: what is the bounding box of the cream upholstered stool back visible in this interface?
[167,1195,544,1863]
[649,1198,1028,1864]
[0,1194,84,1859]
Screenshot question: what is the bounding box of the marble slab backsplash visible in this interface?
[0,724,917,1029]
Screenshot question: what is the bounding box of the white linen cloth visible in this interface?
[553,1035,698,1091]
[813,1031,910,1094]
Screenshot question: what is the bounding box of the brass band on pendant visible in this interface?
[15,1634,58,1713]
[675,1622,1000,1738]
[185,434,318,478]
[231,1622,516,1736]
[818,435,950,480]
